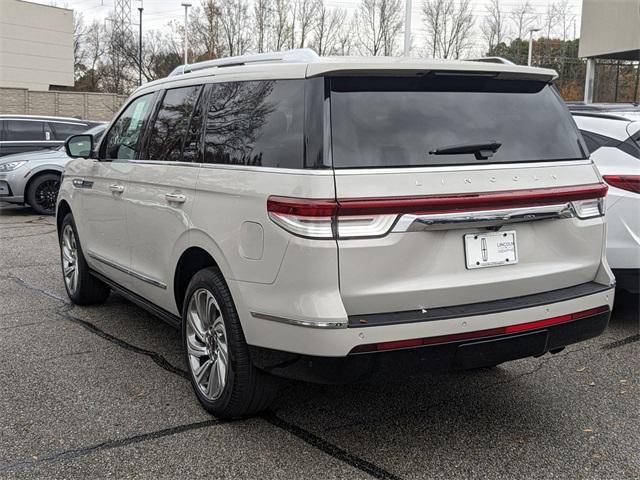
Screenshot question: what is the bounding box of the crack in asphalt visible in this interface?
[602,333,640,350]
[1,229,57,239]
[260,412,403,480]
[0,419,224,473]
[57,304,190,380]
[4,271,403,480]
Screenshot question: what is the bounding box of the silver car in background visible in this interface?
[0,124,106,215]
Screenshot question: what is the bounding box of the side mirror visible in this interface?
[65,134,94,159]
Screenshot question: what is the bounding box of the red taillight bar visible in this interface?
[602,175,640,194]
[268,183,608,217]
[350,305,610,354]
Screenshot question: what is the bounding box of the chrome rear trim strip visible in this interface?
[87,251,167,289]
[392,203,575,232]
[251,312,347,329]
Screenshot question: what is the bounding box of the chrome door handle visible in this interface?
[165,193,186,204]
[109,184,124,194]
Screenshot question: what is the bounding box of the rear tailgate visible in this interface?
[329,74,607,316]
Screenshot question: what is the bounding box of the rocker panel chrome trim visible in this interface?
[86,251,167,289]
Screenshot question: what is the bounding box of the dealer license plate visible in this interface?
[464,231,518,269]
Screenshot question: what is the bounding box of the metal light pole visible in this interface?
[138,0,143,86]
[527,27,541,66]
[181,2,192,66]
[403,0,412,56]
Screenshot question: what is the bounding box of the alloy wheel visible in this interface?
[186,288,229,401]
[61,224,78,294]
[34,179,60,214]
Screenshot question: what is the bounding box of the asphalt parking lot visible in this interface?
[0,202,638,479]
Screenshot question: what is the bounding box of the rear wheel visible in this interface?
[183,267,279,419]
[27,173,60,215]
[59,213,110,305]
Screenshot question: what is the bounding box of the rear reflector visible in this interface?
[603,175,640,194]
[350,305,610,353]
[267,183,608,239]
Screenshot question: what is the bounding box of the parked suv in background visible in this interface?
[0,124,106,215]
[0,115,103,157]
[57,50,615,419]
[570,107,640,293]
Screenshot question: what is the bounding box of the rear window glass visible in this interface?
[330,76,585,168]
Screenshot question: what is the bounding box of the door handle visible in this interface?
[109,184,124,194]
[165,192,186,204]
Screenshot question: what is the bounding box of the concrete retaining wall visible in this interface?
[0,88,127,122]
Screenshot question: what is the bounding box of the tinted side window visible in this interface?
[203,80,304,168]
[5,121,45,141]
[51,122,89,140]
[147,85,202,162]
[103,94,154,160]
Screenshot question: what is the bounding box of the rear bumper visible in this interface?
[250,308,611,383]
[240,281,614,357]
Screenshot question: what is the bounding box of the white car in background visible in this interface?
[571,107,640,293]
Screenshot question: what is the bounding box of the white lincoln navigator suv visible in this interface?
[57,50,615,418]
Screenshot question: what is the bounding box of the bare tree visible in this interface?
[311,5,346,55]
[421,0,474,59]
[354,0,403,56]
[335,15,356,55]
[272,0,292,50]
[541,2,559,62]
[190,0,224,60]
[219,0,251,56]
[294,0,320,48]
[510,0,535,40]
[555,0,575,41]
[509,0,536,64]
[480,0,508,53]
[73,11,86,76]
[253,0,273,52]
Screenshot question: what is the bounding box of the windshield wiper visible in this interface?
[429,141,502,160]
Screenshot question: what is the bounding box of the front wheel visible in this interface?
[59,213,110,305]
[27,173,60,215]
[183,267,279,419]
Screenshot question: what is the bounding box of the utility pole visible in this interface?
[181,2,192,66]
[527,27,540,66]
[138,0,143,86]
[403,0,411,56]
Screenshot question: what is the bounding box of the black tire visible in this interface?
[182,267,279,419]
[59,213,110,305]
[27,173,61,215]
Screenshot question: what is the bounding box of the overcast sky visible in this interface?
[39,0,583,43]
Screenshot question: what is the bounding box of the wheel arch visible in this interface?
[56,199,72,236]
[173,246,222,316]
[25,168,63,198]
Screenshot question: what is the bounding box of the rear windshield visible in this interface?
[330,76,586,168]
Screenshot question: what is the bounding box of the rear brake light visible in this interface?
[267,183,607,239]
[602,175,640,194]
[351,305,610,353]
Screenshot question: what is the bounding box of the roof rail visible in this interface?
[169,48,320,76]
[468,56,515,65]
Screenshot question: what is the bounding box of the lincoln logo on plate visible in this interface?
[481,238,488,261]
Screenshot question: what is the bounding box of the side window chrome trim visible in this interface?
[198,162,334,175]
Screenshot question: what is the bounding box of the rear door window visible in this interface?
[146,85,202,162]
[50,122,89,140]
[330,76,586,168]
[4,121,46,141]
[202,80,304,168]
